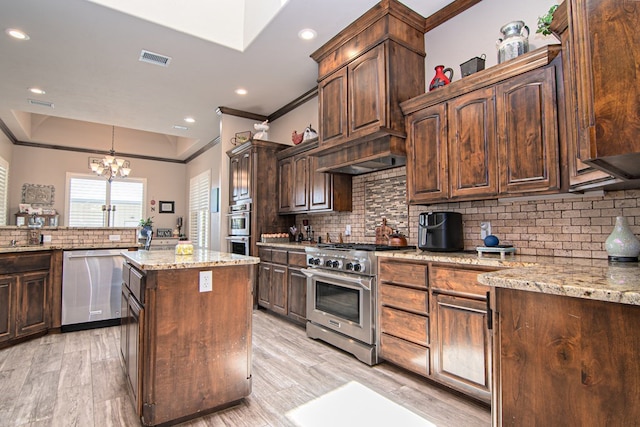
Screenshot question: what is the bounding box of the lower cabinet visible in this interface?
[377,258,494,404]
[258,246,307,325]
[120,263,144,415]
[0,252,51,345]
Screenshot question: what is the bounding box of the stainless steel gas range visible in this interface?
[302,243,414,365]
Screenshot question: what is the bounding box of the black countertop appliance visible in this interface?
[418,211,464,252]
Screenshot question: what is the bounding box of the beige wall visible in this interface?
[269,97,318,145]
[9,145,186,231]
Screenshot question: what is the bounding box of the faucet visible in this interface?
[10,239,17,247]
[144,228,153,250]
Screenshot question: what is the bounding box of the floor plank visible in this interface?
[0,310,491,426]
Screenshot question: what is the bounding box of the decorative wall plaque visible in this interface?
[21,183,55,206]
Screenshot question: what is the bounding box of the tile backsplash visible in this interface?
[294,166,640,260]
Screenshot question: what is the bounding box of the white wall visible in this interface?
[269,97,319,144]
[424,0,560,85]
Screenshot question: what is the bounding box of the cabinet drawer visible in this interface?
[379,283,428,314]
[380,306,428,346]
[272,249,288,264]
[430,265,492,298]
[258,248,272,262]
[122,262,131,285]
[129,267,145,305]
[0,252,51,274]
[379,260,427,289]
[288,251,307,268]
[380,333,429,376]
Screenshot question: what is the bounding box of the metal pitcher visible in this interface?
[496,20,529,63]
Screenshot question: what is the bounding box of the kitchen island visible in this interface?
[478,261,640,426]
[121,249,259,427]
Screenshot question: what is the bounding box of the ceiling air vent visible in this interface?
[139,49,172,67]
[28,99,54,108]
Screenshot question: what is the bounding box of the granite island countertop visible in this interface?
[122,248,260,271]
[0,242,139,254]
[376,249,640,306]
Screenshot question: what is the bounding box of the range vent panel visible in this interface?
[28,99,54,108]
[139,50,172,67]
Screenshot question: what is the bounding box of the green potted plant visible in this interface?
[536,4,559,37]
[139,217,154,228]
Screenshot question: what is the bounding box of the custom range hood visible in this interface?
[309,133,407,175]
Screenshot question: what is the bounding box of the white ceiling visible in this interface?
[0,0,454,161]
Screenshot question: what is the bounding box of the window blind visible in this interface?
[0,157,8,225]
[189,170,210,248]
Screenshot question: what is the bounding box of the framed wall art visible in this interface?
[159,201,175,213]
[22,184,55,206]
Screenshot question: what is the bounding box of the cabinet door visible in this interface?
[348,44,386,139]
[257,263,272,308]
[0,276,15,343]
[120,284,130,366]
[431,292,491,403]
[229,155,240,202]
[237,151,252,201]
[497,67,560,195]
[127,295,144,415]
[318,67,348,146]
[448,87,498,200]
[270,264,288,316]
[406,103,448,203]
[15,271,48,337]
[287,268,307,324]
[291,155,309,211]
[308,155,332,211]
[278,157,293,213]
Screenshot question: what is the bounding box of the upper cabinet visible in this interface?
[401,47,564,204]
[309,0,426,175]
[558,0,640,181]
[277,139,352,215]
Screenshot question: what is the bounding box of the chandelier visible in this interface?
[91,126,131,182]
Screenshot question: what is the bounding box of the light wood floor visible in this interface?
[0,310,490,426]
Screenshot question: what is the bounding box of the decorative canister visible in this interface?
[605,216,640,262]
[496,20,529,63]
[429,65,454,91]
[175,240,194,255]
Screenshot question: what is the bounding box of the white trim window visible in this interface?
[66,173,146,227]
[0,157,8,226]
[189,170,210,248]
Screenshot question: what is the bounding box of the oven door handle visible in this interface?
[301,268,372,291]
[225,236,249,241]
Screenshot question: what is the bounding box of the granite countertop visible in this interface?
[122,248,260,271]
[377,249,640,306]
[256,241,316,250]
[0,242,139,253]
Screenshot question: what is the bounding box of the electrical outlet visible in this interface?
[480,222,492,239]
[199,271,212,292]
[345,225,351,236]
[109,234,121,241]
[42,235,52,243]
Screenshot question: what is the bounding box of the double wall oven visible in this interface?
[226,202,251,255]
[303,243,414,365]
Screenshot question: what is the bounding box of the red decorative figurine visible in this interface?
[429,65,453,91]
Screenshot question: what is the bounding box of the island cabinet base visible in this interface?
[493,288,640,426]
[138,264,253,427]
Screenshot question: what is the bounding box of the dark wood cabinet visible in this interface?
[559,0,640,180]
[494,288,640,426]
[277,140,351,214]
[120,263,144,415]
[258,245,307,325]
[429,265,493,404]
[0,252,51,346]
[227,140,290,256]
[402,46,564,204]
[378,258,429,376]
[377,258,494,404]
[448,86,498,200]
[310,0,425,174]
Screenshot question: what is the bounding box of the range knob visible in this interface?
[353,263,362,272]
[346,262,354,270]
[325,260,333,267]
[331,260,340,268]
[309,258,321,265]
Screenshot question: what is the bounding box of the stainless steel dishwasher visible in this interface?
[62,248,124,331]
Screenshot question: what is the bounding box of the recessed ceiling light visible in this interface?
[235,88,247,95]
[29,87,45,95]
[6,28,30,40]
[184,117,195,123]
[173,125,189,130]
[298,29,317,40]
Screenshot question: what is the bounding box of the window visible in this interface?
[66,173,145,227]
[0,157,8,225]
[189,170,210,248]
